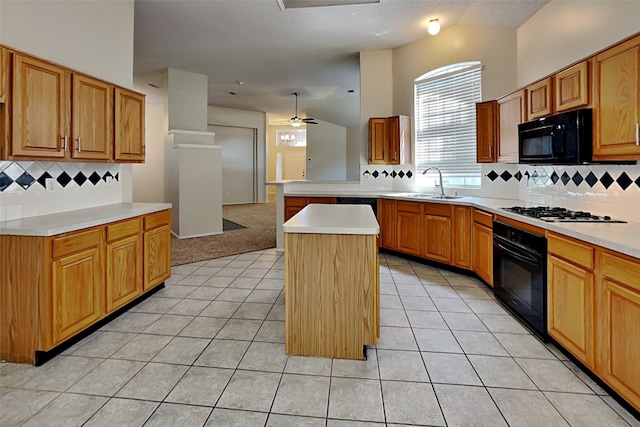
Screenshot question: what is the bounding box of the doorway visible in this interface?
[208,124,258,205]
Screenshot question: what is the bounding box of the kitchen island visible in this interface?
[283,204,380,360]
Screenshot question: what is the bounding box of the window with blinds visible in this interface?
[414,62,482,188]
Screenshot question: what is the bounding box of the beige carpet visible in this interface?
[171,202,276,266]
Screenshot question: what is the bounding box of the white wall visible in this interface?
[167,69,208,132]
[132,103,165,203]
[393,25,517,113]
[517,1,640,87]
[208,106,268,202]
[358,50,394,167]
[306,120,347,181]
[0,0,135,221]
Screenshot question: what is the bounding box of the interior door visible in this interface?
[208,125,257,204]
[284,150,306,179]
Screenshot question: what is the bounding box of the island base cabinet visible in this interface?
[285,232,379,360]
[596,251,640,412]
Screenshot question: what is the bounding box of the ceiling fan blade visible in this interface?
[302,117,316,122]
[306,121,318,125]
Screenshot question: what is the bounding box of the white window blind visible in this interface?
[414,62,482,187]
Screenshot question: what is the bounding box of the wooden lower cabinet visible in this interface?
[106,218,142,312]
[547,233,595,367]
[143,210,172,291]
[452,206,472,269]
[52,245,104,345]
[548,255,594,366]
[396,201,421,256]
[378,198,396,250]
[0,209,171,364]
[284,196,336,221]
[421,203,451,263]
[595,250,640,411]
[471,216,493,286]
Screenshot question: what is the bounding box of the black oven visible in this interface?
[493,220,547,337]
[518,108,592,164]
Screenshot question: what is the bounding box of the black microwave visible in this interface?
[518,108,592,164]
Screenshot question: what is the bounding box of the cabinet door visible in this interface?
[396,202,421,256]
[555,61,589,112]
[476,101,497,163]
[12,53,68,159]
[472,222,493,286]
[593,35,640,160]
[388,115,411,165]
[596,251,640,410]
[284,196,308,221]
[421,203,451,263]
[452,206,471,269]
[72,74,112,161]
[107,234,142,312]
[144,224,171,291]
[0,46,7,104]
[368,118,388,164]
[498,89,525,163]
[51,247,103,344]
[527,77,553,120]
[114,87,145,162]
[379,198,396,250]
[548,255,594,367]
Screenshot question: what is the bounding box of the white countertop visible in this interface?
[283,204,380,235]
[282,188,640,258]
[0,203,172,236]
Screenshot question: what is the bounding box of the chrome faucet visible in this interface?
[422,167,445,197]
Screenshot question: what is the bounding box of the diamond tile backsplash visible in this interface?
[0,161,122,221]
[482,163,640,222]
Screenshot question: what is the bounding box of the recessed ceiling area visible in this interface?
[134,0,549,127]
[278,0,380,10]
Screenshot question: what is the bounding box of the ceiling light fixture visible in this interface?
[428,19,440,36]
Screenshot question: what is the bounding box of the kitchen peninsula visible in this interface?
[283,204,380,360]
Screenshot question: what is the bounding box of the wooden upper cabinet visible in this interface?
[368,117,387,164]
[526,77,553,120]
[368,115,411,165]
[476,101,497,163]
[555,61,590,112]
[0,46,7,104]
[388,115,411,164]
[114,87,145,162]
[72,74,113,161]
[497,89,525,163]
[593,34,640,160]
[11,53,68,159]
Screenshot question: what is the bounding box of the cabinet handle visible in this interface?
[62,135,68,152]
[489,145,493,158]
[76,137,82,152]
[636,123,639,146]
[394,150,398,160]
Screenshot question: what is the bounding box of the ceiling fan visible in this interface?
[290,92,317,127]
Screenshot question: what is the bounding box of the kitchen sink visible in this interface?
[428,195,465,200]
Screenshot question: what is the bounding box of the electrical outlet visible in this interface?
[45,178,56,194]
[105,176,113,188]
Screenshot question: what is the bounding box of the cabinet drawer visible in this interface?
[423,203,451,217]
[285,197,308,208]
[548,233,594,270]
[52,228,102,259]
[473,209,493,228]
[144,210,171,231]
[397,201,421,214]
[107,217,141,242]
[599,251,640,293]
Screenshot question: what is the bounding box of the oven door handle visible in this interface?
[494,237,543,266]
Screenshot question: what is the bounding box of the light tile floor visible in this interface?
[1,250,639,427]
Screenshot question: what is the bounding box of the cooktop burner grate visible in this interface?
[501,206,626,223]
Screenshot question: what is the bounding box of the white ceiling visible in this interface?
[134,0,549,127]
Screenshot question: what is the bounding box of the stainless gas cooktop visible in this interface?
[501,206,626,223]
